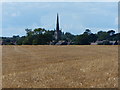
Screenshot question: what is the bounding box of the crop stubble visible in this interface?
[2,45,118,88]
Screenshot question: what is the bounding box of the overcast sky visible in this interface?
[1,2,118,37]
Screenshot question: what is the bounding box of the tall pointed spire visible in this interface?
[56,13,59,31]
[54,13,62,41]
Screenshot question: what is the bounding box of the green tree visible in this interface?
[107,30,115,36]
[97,31,109,41]
[17,36,25,45]
[83,29,91,35]
[63,32,75,41]
[75,34,90,45]
[89,34,98,42]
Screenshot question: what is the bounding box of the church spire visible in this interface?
[54,13,62,41]
[56,13,59,31]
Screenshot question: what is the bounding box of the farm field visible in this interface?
[2,45,118,88]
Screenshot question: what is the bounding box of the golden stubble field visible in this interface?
[2,45,118,88]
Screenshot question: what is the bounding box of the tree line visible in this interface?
[1,28,120,45]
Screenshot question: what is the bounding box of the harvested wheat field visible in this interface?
[2,45,118,88]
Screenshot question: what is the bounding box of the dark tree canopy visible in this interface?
[2,28,119,45]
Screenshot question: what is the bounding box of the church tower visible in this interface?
[54,13,61,41]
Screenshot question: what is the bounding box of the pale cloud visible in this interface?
[30,23,42,29]
[2,27,26,37]
[2,0,120,2]
[2,2,117,36]
[115,17,118,25]
[11,13,17,17]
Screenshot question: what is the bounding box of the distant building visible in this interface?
[54,13,62,41]
[90,42,97,45]
[91,40,118,45]
[0,40,2,45]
